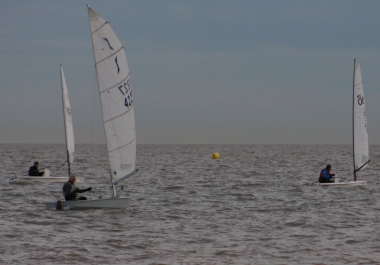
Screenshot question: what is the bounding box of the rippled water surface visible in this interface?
[1,144,380,264]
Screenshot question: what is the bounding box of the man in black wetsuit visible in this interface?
[28,161,44,176]
[62,175,92,201]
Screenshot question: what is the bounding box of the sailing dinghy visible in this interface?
[46,6,136,209]
[320,59,369,187]
[9,66,84,183]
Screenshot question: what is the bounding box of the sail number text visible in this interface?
[357,95,364,106]
[117,78,133,108]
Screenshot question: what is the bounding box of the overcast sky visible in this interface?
[1,0,380,144]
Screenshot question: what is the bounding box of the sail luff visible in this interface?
[60,65,74,177]
[86,7,114,187]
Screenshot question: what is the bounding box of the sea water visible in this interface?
[1,144,380,264]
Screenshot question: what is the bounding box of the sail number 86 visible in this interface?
[357,95,364,106]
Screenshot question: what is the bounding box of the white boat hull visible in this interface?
[46,197,130,210]
[319,180,366,187]
[8,176,84,183]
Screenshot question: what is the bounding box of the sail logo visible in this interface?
[357,95,364,105]
[102,38,114,50]
[117,77,133,108]
[66,107,71,116]
[115,57,120,74]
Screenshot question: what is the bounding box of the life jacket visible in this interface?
[319,169,330,178]
[62,181,77,200]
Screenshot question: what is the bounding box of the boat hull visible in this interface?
[319,180,366,187]
[46,197,130,210]
[8,176,84,183]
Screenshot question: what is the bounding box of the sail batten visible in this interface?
[96,47,124,65]
[353,59,369,176]
[88,7,136,184]
[108,139,135,153]
[91,21,108,34]
[104,107,133,123]
[99,74,130,95]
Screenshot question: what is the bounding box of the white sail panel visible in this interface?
[95,51,129,93]
[61,65,75,165]
[353,60,369,170]
[104,109,136,154]
[88,7,136,182]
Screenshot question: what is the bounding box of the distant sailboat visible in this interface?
[320,59,369,187]
[47,5,136,209]
[9,66,84,183]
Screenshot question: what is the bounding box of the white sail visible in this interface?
[61,65,75,165]
[87,7,136,183]
[353,59,369,171]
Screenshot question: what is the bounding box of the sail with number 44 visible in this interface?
[353,59,369,179]
[88,7,136,185]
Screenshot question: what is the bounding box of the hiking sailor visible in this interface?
[28,161,44,176]
[319,164,335,183]
[62,175,92,200]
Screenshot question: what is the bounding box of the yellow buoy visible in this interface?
[212,152,220,159]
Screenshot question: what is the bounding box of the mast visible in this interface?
[60,64,71,178]
[353,59,356,182]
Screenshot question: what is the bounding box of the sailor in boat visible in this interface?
[62,175,92,200]
[318,164,335,183]
[28,161,44,176]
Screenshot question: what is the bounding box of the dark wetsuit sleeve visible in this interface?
[76,188,88,193]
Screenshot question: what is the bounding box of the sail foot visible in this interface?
[112,169,138,186]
